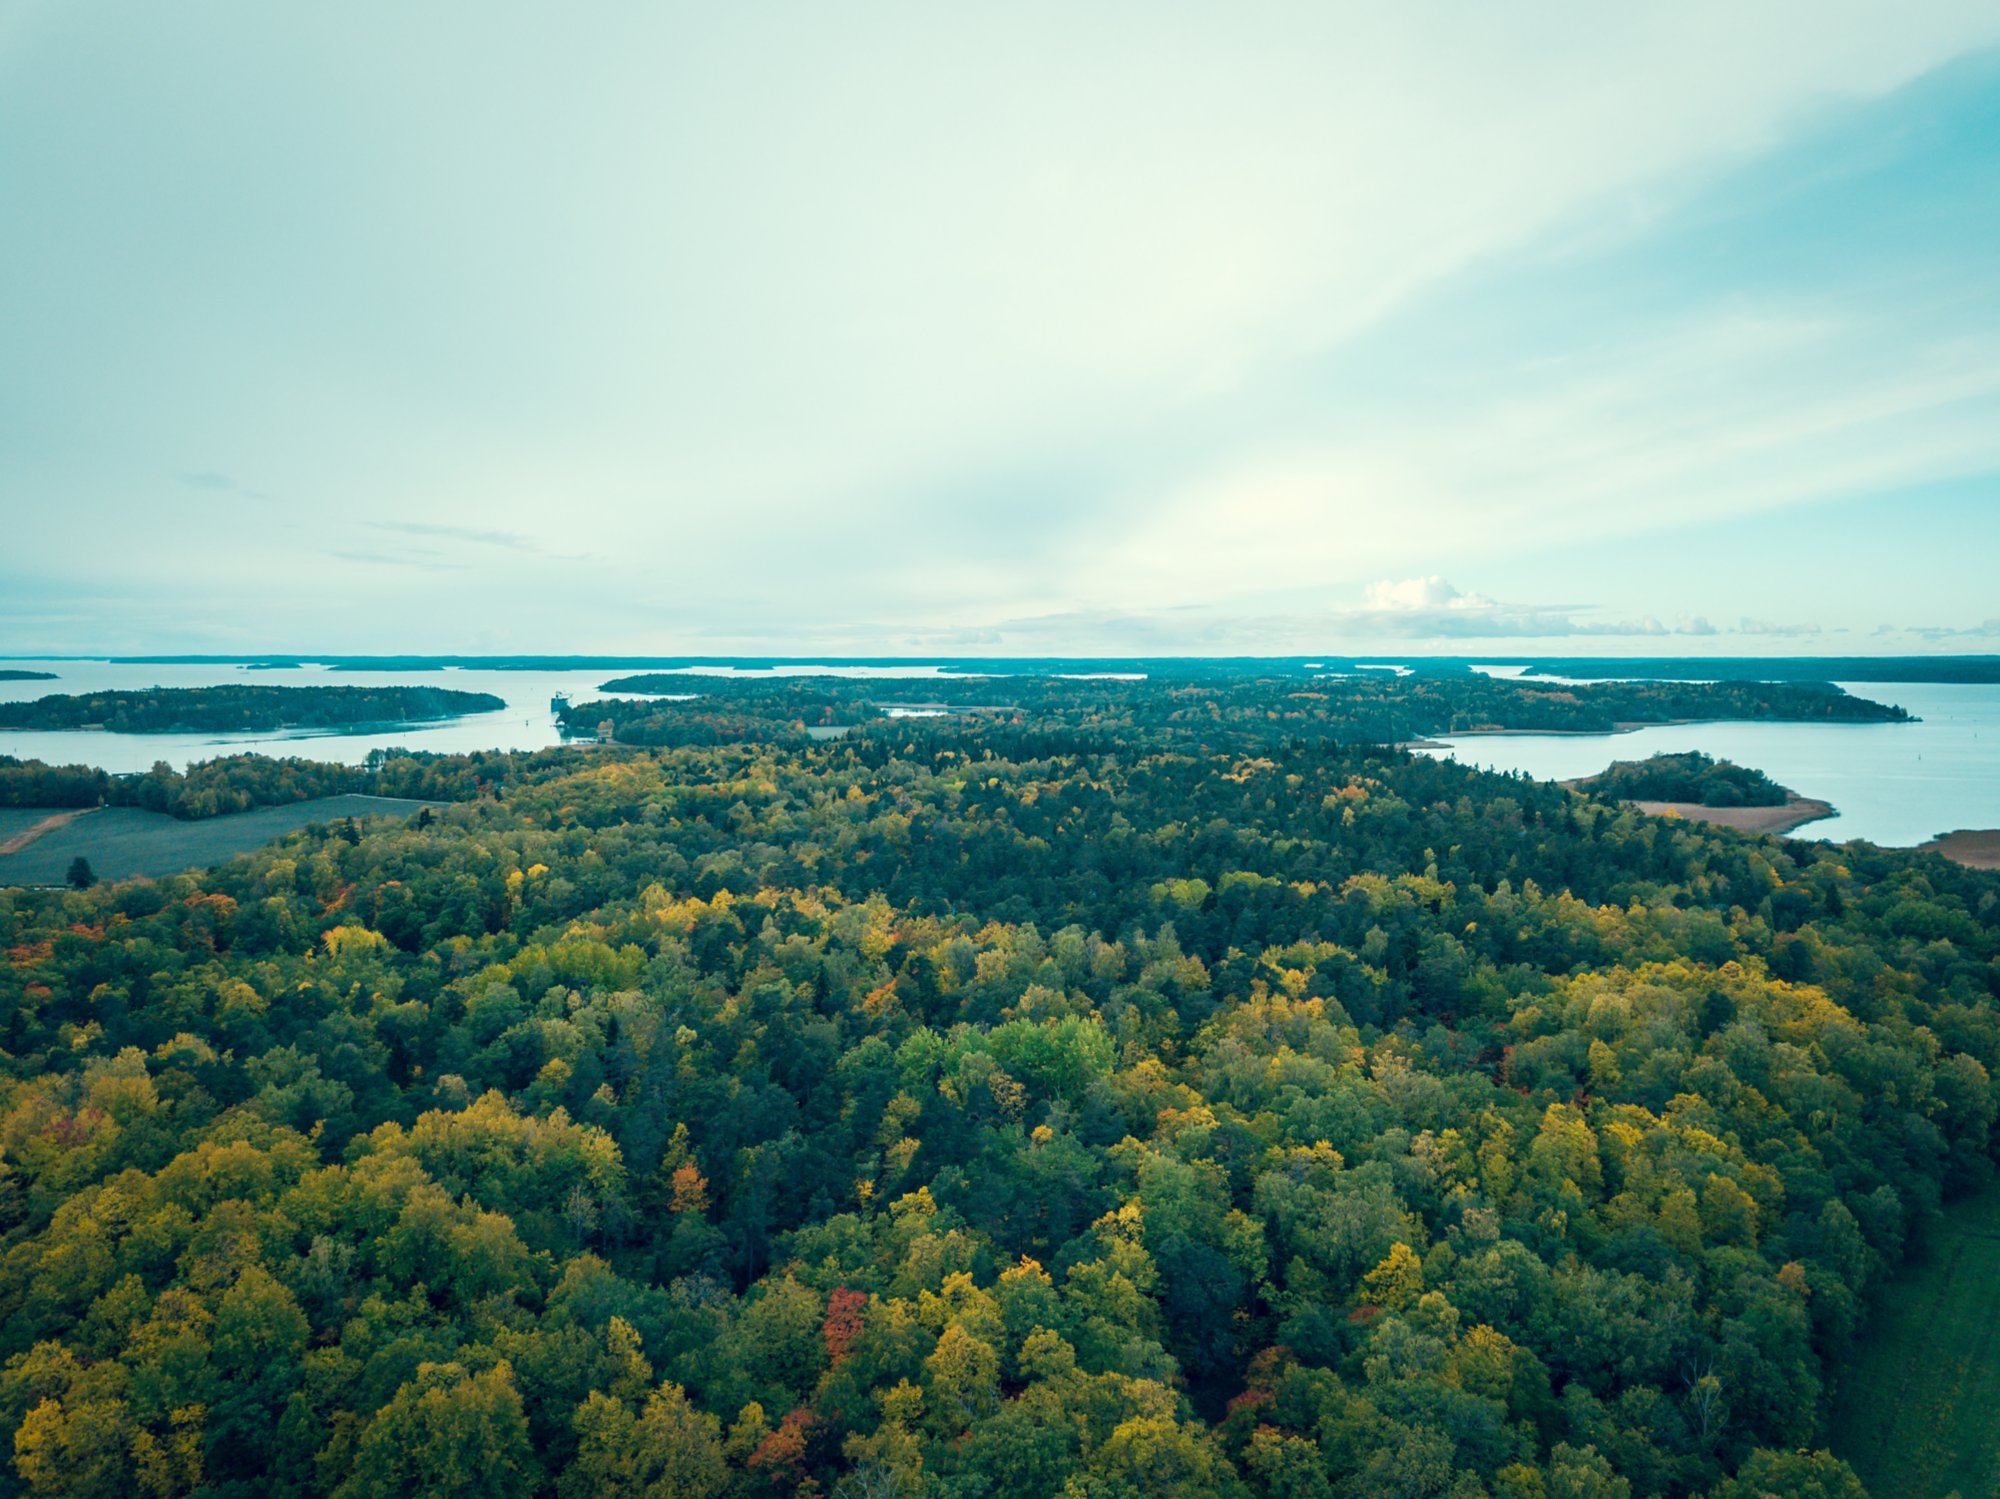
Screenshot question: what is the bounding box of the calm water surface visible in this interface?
[1421,682,2000,847]
[4,664,1995,848]
[0,659,981,775]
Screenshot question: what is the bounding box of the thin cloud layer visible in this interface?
[2,5,1998,653]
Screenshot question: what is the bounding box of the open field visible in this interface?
[0,808,68,844]
[1921,829,2000,869]
[1630,796,1834,835]
[0,807,90,855]
[0,794,437,884]
[1828,1188,2000,1499]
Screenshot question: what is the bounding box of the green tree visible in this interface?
[334,1361,539,1499]
[561,1382,726,1499]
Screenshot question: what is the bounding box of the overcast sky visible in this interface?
[4,3,1998,656]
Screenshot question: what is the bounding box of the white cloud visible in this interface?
[900,578,1770,653]
[1363,577,1493,612]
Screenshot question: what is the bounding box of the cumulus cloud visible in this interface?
[1362,576,1497,612]
[1336,579,1729,642]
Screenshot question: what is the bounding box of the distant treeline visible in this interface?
[0,746,559,820]
[101,651,2000,682]
[1525,656,2000,684]
[1573,751,1790,808]
[0,669,57,681]
[0,683,504,733]
[567,672,1910,748]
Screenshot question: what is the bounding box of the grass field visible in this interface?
[0,808,66,842]
[1829,1187,2000,1499]
[0,794,437,885]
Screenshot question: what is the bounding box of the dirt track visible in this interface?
[0,807,93,855]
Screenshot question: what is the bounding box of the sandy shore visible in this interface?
[1631,796,1834,836]
[1919,830,2000,870]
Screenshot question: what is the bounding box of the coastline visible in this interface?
[1393,720,1728,750]
[1920,829,2000,870]
[1444,713,1903,740]
[1629,796,1835,837]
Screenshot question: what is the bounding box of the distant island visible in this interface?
[0,684,505,735]
[1518,654,2000,685]
[567,671,1910,747]
[0,669,58,681]
[97,651,2000,683]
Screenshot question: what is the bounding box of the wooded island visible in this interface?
[0,683,505,735]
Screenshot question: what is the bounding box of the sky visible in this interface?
[3,2,1999,657]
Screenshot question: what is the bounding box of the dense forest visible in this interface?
[571,673,1909,749]
[0,676,1992,1498]
[0,751,532,823]
[1571,755,1789,810]
[0,686,505,736]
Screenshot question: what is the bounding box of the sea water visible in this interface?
[3,662,1996,848]
[1419,681,2000,848]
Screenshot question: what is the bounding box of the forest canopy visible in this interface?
[0,678,1992,1498]
[1572,753,1790,809]
[571,672,1909,749]
[0,748,533,821]
[0,685,504,735]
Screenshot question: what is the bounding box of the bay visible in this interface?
[0,659,636,773]
[0,658,976,775]
[1419,681,2000,847]
[5,662,1997,848]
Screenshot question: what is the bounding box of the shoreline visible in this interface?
[1630,796,1835,837]
[1435,713,1906,741]
[1403,716,1878,751]
[1920,829,2000,870]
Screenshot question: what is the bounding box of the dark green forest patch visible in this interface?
[0,683,504,734]
[1573,752,1790,808]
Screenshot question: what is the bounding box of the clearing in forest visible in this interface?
[1829,1187,2000,1499]
[0,794,437,884]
